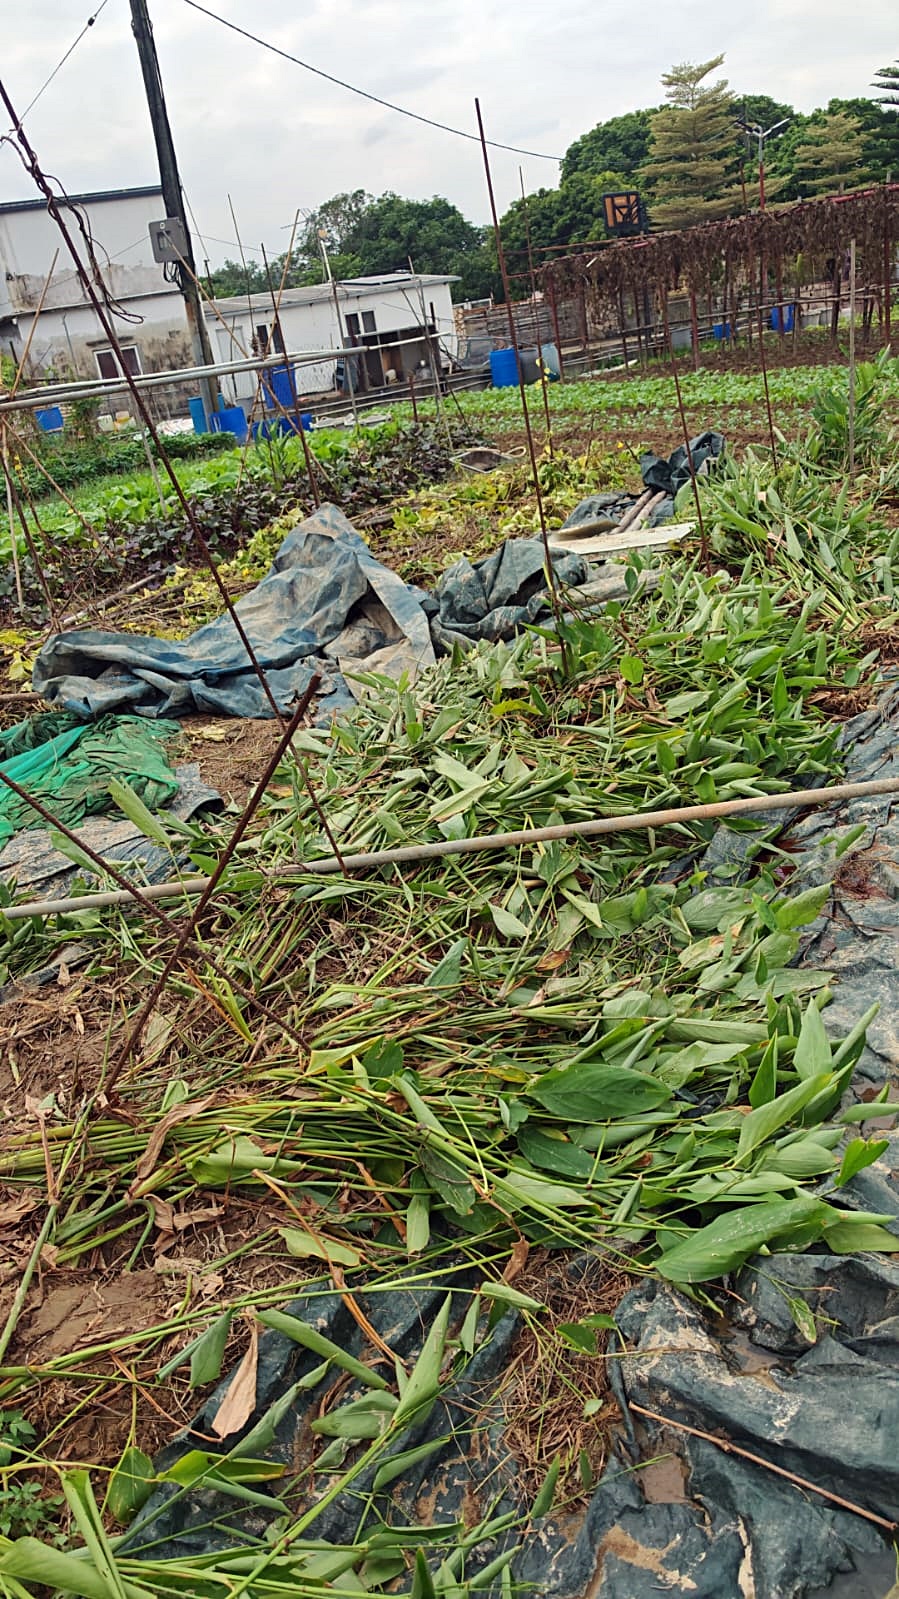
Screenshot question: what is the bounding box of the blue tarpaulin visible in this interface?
[33,505,587,722]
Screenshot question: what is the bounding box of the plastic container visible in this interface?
[712,322,732,341]
[540,342,561,380]
[770,305,795,333]
[188,396,208,435]
[263,364,300,411]
[35,406,64,433]
[210,406,248,443]
[490,347,519,388]
[519,347,540,385]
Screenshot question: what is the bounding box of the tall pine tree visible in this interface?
[640,55,739,229]
[792,112,870,195]
[873,61,899,109]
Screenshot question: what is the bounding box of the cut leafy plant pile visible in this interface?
[1,442,899,1589]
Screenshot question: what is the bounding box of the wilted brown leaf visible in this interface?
[211,1318,258,1439]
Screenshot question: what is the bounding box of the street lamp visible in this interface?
[736,116,791,210]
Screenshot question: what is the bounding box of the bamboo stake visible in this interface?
[1,426,24,609]
[6,773,899,919]
[848,237,857,481]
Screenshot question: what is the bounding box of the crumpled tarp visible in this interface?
[640,429,725,497]
[32,506,589,722]
[0,712,180,843]
[33,506,432,722]
[424,538,586,653]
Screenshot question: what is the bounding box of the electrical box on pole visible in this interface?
[129,0,217,424]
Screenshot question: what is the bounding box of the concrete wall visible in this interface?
[210,278,458,406]
[0,190,188,379]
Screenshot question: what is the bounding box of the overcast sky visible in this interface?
[0,0,896,265]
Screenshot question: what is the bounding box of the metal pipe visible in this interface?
[0,331,450,414]
[7,774,898,920]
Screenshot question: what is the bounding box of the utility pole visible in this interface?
[129,0,217,424]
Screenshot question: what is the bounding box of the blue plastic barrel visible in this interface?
[490,348,519,388]
[35,406,64,433]
[770,305,795,333]
[712,322,732,341]
[210,406,248,443]
[188,396,209,434]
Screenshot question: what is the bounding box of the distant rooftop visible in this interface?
[205,271,457,316]
[0,185,163,216]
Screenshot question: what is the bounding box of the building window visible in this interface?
[345,313,360,338]
[95,346,141,380]
[361,310,376,333]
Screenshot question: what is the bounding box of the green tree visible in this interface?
[562,111,655,184]
[340,193,493,301]
[297,190,371,282]
[791,111,870,195]
[641,55,740,228]
[206,257,270,298]
[873,60,899,109]
[499,171,626,266]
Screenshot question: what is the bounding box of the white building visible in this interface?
[0,186,189,382]
[206,273,458,406]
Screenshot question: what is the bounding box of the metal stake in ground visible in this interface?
[848,237,857,480]
[750,243,778,465]
[519,168,554,456]
[106,686,323,1081]
[475,98,568,668]
[659,288,708,564]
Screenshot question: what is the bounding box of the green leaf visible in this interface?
[279,1227,362,1267]
[657,1195,830,1283]
[310,1392,397,1439]
[393,1294,451,1427]
[834,1137,889,1189]
[458,1294,481,1355]
[257,1310,390,1390]
[748,1038,777,1108]
[107,777,173,848]
[793,1000,832,1080]
[106,1448,154,1526]
[190,1309,233,1388]
[480,1281,544,1311]
[775,885,829,931]
[620,655,644,685]
[0,1539,144,1599]
[62,1471,129,1599]
[530,1062,671,1121]
[822,1220,899,1253]
[737,1072,833,1162]
[840,1101,899,1124]
[373,1434,453,1490]
[517,1126,595,1179]
[490,904,529,940]
[420,1145,477,1215]
[531,1457,561,1519]
[425,938,467,989]
[406,1188,431,1255]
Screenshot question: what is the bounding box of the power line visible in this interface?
[181,0,563,163]
[14,0,110,127]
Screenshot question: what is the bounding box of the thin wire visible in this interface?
[13,0,110,127]
[181,0,563,162]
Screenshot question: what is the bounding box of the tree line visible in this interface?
[208,55,899,304]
